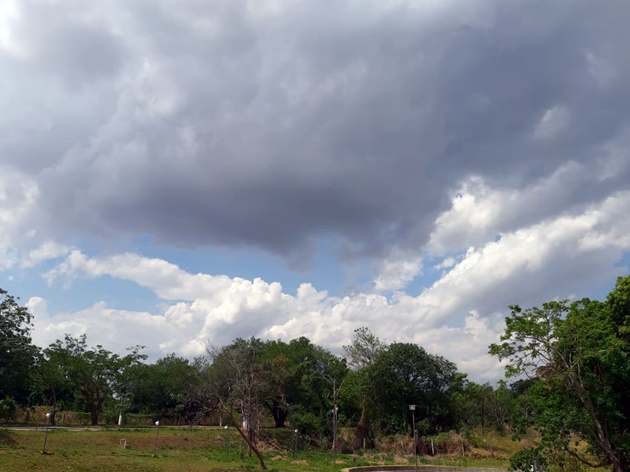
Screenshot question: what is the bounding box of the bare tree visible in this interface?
[206,338,269,470]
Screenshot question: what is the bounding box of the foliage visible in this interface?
[342,328,384,448]
[509,447,546,472]
[257,336,344,430]
[508,378,537,438]
[260,337,349,436]
[0,396,17,420]
[0,288,36,403]
[44,334,146,425]
[490,275,630,472]
[206,337,270,469]
[343,327,385,370]
[364,342,457,435]
[32,346,74,425]
[126,354,204,423]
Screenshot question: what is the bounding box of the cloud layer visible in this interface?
[2,1,629,262]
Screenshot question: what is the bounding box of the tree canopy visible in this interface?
[490,275,630,472]
[365,342,457,435]
[0,289,35,403]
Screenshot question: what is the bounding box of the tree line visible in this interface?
[0,289,518,438]
[2,275,630,471]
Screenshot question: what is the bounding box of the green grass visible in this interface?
[0,427,510,472]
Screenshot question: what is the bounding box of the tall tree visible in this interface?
[343,328,385,448]
[343,327,385,370]
[0,288,36,403]
[449,374,481,429]
[259,337,349,435]
[490,278,630,472]
[127,354,201,422]
[365,342,457,435]
[34,345,76,426]
[257,339,301,428]
[206,338,269,469]
[47,335,145,425]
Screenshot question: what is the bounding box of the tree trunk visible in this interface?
[612,457,624,472]
[89,404,99,426]
[568,372,619,470]
[271,401,288,428]
[230,412,266,469]
[355,396,370,449]
[49,390,57,426]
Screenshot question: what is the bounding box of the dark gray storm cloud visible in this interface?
[2,0,630,264]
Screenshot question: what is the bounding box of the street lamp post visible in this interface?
[294,429,299,458]
[224,425,229,452]
[152,420,160,458]
[41,412,51,454]
[409,405,417,472]
[332,405,339,465]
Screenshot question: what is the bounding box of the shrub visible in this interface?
[0,397,17,421]
[509,447,546,472]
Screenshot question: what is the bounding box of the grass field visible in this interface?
[0,426,515,472]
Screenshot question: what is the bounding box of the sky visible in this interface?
[1,0,630,383]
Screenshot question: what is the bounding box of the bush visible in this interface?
[0,397,17,421]
[430,431,466,455]
[294,411,322,438]
[509,447,546,472]
[380,415,407,436]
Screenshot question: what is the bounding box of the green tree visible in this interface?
[608,275,630,339]
[365,342,457,435]
[0,288,36,404]
[47,335,145,425]
[508,378,537,438]
[257,338,305,428]
[490,278,630,472]
[259,337,349,436]
[33,345,76,426]
[449,373,478,428]
[0,396,17,421]
[343,327,385,370]
[126,354,202,423]
[342,328,386,448]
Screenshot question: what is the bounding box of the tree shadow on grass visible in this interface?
[0,429,17,447]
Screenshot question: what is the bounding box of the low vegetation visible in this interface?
[0,426,525,472]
